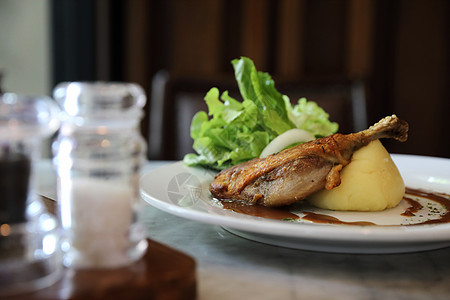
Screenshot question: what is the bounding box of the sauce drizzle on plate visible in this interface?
[221,201,300,221]
[219,188,450,226]
[405,188,450,225]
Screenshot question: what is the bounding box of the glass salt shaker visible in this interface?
[0,93,61,296]
[52,82,148,269]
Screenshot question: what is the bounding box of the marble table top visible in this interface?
[37,160,450,300]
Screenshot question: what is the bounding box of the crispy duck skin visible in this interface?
[210,115,409,207]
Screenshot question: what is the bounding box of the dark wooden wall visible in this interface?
[52,0,450,158]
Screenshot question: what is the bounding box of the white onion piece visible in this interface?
[260,129,315,158]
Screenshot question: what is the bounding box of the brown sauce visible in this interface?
[301,212,376,226]
[219,187,450,226]
[401,196,423,217]
[221,201,300,221]
[405,187,450,225]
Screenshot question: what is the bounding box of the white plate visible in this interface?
[139,155,450,254]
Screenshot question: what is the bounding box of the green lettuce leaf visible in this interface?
[284,97,338,138]
[183,57,338,170]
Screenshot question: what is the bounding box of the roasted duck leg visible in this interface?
[210,115,408,207]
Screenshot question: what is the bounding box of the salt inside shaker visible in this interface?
[53,82,148,269]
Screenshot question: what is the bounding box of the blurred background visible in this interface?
[1,0,449,159]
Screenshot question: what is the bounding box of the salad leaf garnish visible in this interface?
[183,57,338,170]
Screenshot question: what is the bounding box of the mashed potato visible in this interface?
[308,139,405,211]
